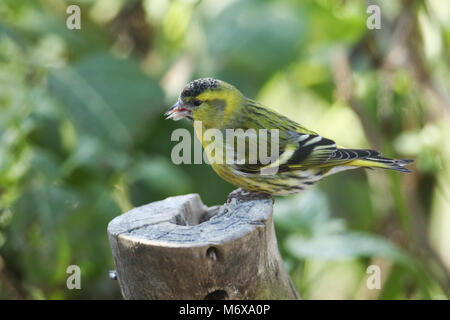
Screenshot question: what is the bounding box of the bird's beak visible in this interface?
[165,101,191,121]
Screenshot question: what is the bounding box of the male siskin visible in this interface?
[165,78,412,196]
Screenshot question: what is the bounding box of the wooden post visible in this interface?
[107,190,299,300]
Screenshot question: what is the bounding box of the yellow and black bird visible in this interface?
[165,78,413,196]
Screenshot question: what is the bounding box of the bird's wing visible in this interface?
[226,98,377,175]
[226,130,337,175]
[276,134,386,171]
[277,133,385,171]
[281,133,337,169]
[224,111,334,173]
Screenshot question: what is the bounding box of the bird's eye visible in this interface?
[192,99,202,106]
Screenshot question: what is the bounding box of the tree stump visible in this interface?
[107,190,299,300]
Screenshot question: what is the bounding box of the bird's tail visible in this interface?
[334,148,413,173]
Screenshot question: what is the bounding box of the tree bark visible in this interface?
[107,190,299,300]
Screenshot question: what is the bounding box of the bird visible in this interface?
[165,78,413,196]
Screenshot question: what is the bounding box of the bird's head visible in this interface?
[165,78,243,128]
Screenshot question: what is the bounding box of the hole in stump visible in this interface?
[204,290,228,300]
[206,247,218,261]
[172,203,220,226]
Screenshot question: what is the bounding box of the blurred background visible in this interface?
[0,0,449,299]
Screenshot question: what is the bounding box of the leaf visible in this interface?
[127,156,192,199]
[47,54,165,150]
[274,189,345,236]
[276,190,416,269]
[205,0,306,93]
[286,232,413,267]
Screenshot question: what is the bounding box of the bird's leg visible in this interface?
[226,188,272,203]
[226,188,246,202]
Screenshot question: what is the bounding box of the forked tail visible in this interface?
[333,148,413,173]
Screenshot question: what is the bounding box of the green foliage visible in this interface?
[205,0,305,95]
[0,0,449,299]
[48,54,165,149]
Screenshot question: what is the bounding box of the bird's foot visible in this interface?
[226,188,272,203]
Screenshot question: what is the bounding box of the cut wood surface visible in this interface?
[107,190,299,300]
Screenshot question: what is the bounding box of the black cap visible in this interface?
[180,78,220,99]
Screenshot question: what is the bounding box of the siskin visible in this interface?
[165,78,413,196]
